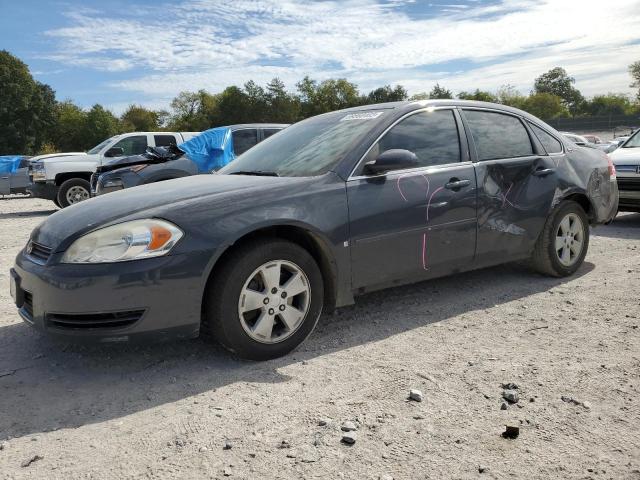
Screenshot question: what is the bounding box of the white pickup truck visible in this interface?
[29,131,199,207]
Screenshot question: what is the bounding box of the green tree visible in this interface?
[429,83,453,99]
[409,92,430,101]
[120,104,160,131]
[0,50,57,154]
[265,78,300,122]
[364,85,408,104]
[168,90,217,131]
[212,86,252,125]
[82,104,120,149]
[629,61,640,101]
[584,94,634,116]
[533,67,584,115]
[243,80,268,122]
[496,85,527,109]
[52,101,87,152]
[521,93,568,119]
[296,77,360,116]
[457,89,497,102]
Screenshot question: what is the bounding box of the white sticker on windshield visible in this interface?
[339,112,384,121]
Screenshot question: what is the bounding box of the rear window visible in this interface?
[463,110,533,160]
[233,129,259,155]
[529,124,563,154]
[262,128,282,139]
[154,135,177,147]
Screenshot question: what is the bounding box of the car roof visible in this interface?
[227,123,290,129]
[332,99,559,131]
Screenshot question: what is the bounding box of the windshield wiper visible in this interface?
[229,170,280,177]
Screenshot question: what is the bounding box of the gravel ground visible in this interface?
[0,196,639,480]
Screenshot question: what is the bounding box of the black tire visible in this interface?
[57,178,91,208]
[202,239,324,360]
[52,196,62,208]
[530,200,589,277]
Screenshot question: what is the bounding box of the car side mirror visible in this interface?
[105,147,124,158]
[364,149,419,175]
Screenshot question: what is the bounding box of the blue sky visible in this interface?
[2,0,639,114]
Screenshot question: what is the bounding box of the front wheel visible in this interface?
[57,178,91,208]
[530,200,590,277]
[202,239,324,360]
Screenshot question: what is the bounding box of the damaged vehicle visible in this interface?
[11,100,618,360]
[92,124,288,196]
[0,156,32,196]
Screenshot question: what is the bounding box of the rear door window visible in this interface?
[262,128,282,140]
[112,135,148,156]
[154,135,178,147]
[232,129,259,155]
[463,110,533,160]
[529,124,563,154]
[363,109,461,168]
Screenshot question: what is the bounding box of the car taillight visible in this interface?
[606,154,616,179]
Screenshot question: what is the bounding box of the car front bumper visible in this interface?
[11,249,212,343]
[27,181,58,201]
[616,175,640,211]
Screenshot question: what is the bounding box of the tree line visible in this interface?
[1,49,639,155]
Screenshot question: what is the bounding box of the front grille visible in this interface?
[617,177,640,192]
[22,291,34,319]
[27,241,52,263]
[46,310,144,330]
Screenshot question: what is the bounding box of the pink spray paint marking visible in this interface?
[421,232,428,271]
[395,173,445,271]
[426,186,445,223]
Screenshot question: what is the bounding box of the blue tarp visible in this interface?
[178,127,235,173]
[0,156,24,174]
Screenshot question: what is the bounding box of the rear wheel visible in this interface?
[530,200,589,277]
[57,178,91,208]
[202,239,324,360]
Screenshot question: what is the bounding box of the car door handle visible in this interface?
[444,178,471,190]
[532,168,555,177]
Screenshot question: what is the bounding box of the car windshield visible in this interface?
[219,110,387,177]
[87,136,117,154]
[621,131,640,148]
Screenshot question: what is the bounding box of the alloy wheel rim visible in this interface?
[66,186,90,204]
[237,260,311,344]
[555,213,584,267]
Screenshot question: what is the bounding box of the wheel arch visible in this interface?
[200,223,340,318]
[556,190,595,222]
[55,172,92,186]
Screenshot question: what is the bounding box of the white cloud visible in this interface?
[44,0,640,108]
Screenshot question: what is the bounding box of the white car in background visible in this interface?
[28,132,199,207]
[610,131,640,213]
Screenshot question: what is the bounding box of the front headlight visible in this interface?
[61,219,183,264]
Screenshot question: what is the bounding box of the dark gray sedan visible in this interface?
[10,100,618,360]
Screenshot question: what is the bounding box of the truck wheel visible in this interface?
[57,178,91,208]
[530,200,589,277]
[53,196,62,208]
[202,239,324,360]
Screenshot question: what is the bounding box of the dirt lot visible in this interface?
[0,196,639,480]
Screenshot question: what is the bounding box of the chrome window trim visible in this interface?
[349,160,474,182]
[347,106,462,181]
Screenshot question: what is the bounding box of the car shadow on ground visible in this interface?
[593,213,640,240]
[0,261,595,440]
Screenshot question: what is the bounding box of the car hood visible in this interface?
[31,174,311,251]
[40,153,98,164]
[610,147,640,165]
[30,152,86,161]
